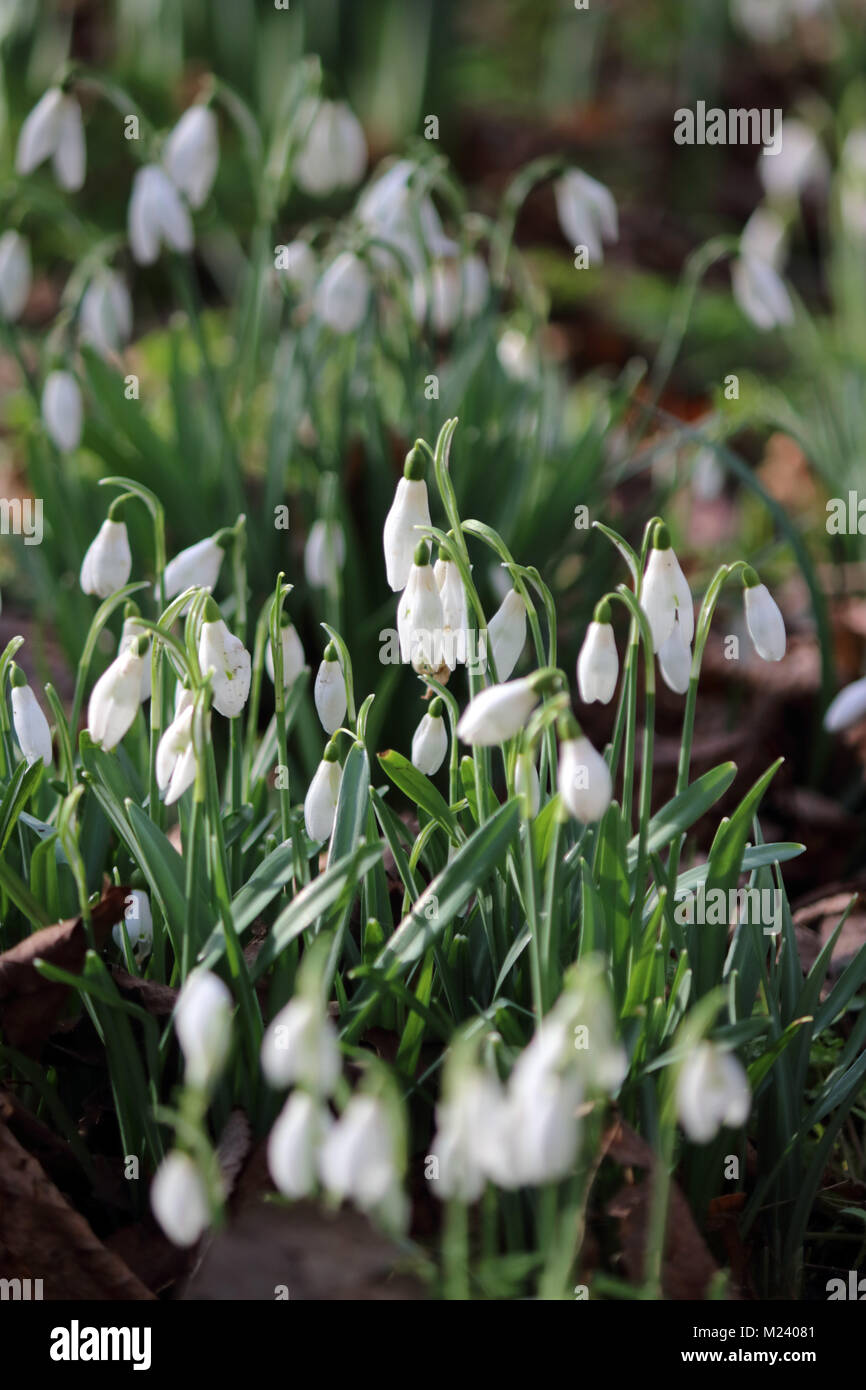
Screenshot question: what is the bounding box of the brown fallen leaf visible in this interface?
[111,965,178,1016]
[0,885,131,1051]
[605,1119,729,1300]
[0,1116,155,1299]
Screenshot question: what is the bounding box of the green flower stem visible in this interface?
[443,1198,470,1301]
[270,576,293,843]
[610,587,656,917]
[521,818,544,1022]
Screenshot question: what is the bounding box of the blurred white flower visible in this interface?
[434,557,468,669]
[554,169,618,263]
[151,1151,211,1248]
[357,160,455,273]
[318,1094,401,1215]
[268,1091,331,1199]
[760,119,828,200]
[0,231,31,322]
[558,734,612,823]
[80,518,132,599]
[79,270,132,355]
[163,104,219,209]
[677,1042,751,1143]
[41,370,83,453]
[128,164,194,265]
[497,328,537,383]
[457,677,539,746]
[411,254,489,334]
[16,87,85,191]
[294,99,367,197]
[731,253,794,331]
[740,207,787,269]
[432,1067,512,1200]
[313,252,371,333]
[514,752,541,818]
[266,620,305,689]
[261,995,341,1095]
[304,519,346,595]
[112,890,153,958]
[276,239,317,300]
[175,969,233,1089]
[824,676,866,733]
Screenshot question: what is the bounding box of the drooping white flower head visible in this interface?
[87,638,148,750]
[554,169,618,264]
[640,523,693,653]
[318,1094,401,1215]
[313,642,347,735]
[577,602,618,704]
[164,534,225,601]
[163,104,219,209]
[156,692,197,805]
[740,206,788,269]
[433,555,468,670]
[261,994,341,1095]
[266,617,306,689]
[759,118,828,201]
[80,516,132,599]
[411,253,489,334]
[550,958,628,1094]
[313,251,371,333]
[457,676,542,747]
[486,588,527,682]
[276,239,317,300]
[557,729,612,824]
[743,568,786,661]
[431,1064,512,1201]
[150,1151,211,1248]
[112,889,153,959]
[79,270,133,355]
[497,328,536,383]
[658,619,692,695]
[0,231,32,322]
[509,1070,583,1187]
[384,448,431,592]
[198,599,251,718]
[676,1042,751,1144]
[174,968,233,1090]
[41,370,83,453]
[357,159,456,274]
[411,698,448,776]
[293,98,367,197]
[9,667,52,768]
[268,1091,332,1199]
[128,164,194,265]
[304,519,346,595]
[119,607,152,702]
[514,752,541,818]
[731,252,794,331]
[304,743,343,842]
[16,87,85,191]
[824,676,866,733]
[397,544,444,673]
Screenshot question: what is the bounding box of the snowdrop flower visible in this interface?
[128,164,194,265]
[743,568,786,662]
[357,160,455,273]
[198,598,251,718]
[164,534,225,602]
[119,606,152,702]
[432,1065,512,1200]
[156,691,196,805]
[9,667,52,767]
[313,251,371,333]
[276,239,317,300]
[318,1094,401,1214]
[174,968,233,1090]
[759,119,827,201]
[676,1042,751,1143]
[0,232,31,322]
[80,516,132,599]
[261,995,341,1095]
[293,99,367,197]
[510,1070,583,1186]
[740,207,787,269]
[163,104,219,209]
[397,543,444,672]
[79,270,132,355]
[434,555,469,669]
[731,252,794,331]
[691,446,725,502]
[266,616,305,688]
[658,620,692,695]
[151,1151,211,1248]
[314,643,347,735]
[514,752,541,818]
[497,328,536,383]
[268,1091,331,1199]
[304,519,345,595]
[486,588,527,682]
[87,637,148,750]
[16,87,85,191]
[383,448,431,592]
[411,698,448,776]
[554,169,618,264]
[824,677,866,733]
[557,726,612,824]
[577,601,618,704]
[304,742,343,842]
[112,890,153,959]
[556,959,627,1093]
[411,254,489,334]
[41,370,83,453]
[457,676,541,747]
[640,523,693,652]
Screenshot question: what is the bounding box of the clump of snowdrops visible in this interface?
[3,416,864,1300]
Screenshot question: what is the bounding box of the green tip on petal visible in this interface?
[594,598,612,625]
[429,696,444,719]
[106,498,126,522]
[123,600,141,620]
[323,641,338,663]
[742,565,761,589]
[653,521,671,550]
[323,738,340,762]
[202,595,222,623]
[9,664,26,688]
[557,711,581,742]
[529,667,563,697]
[278,610,291,628]
[413,540,430,567]
[133,635,150,657]
[403,444,426,481]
